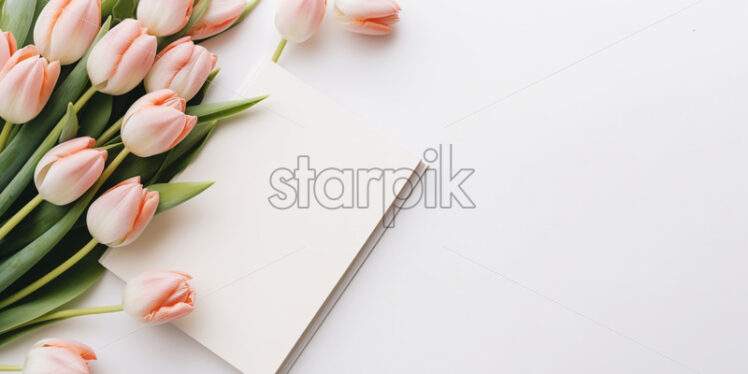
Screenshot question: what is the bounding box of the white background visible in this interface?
[2,0,748,372]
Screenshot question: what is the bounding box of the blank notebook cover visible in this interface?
[100,61,423,373]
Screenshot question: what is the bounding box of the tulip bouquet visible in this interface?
[0,0,264,361]
[0,0,403,370]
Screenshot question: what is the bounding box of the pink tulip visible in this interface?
[334,0,400,35]
[137,0,194,37]
[86,176,159,247]
[0,29,16,69]
[34,0,101,65]
[34,137,107,205]
[87,19,157,95]
[123,270,195,323]
[0,46,60,124]
[120,89,197,157]
[145,37,217,100]
[23,339,96,374]
[275,0,326,43]
[186,0,246,40]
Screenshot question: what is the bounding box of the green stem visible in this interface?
[95,117,123,146]
[74,85,98,113]
[0,366,22,371]
[0,239,99,310]
[97,148,129,188]
[272,38,287,63]
[23,305,123,327]
[0,194,43,241]
[0,121,13,153]
[4,305,124,335]
[0,149,129,309]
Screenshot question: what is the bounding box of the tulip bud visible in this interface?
[123,270,195,323]
[34,0,101,65]
[0,46,60,124]
[137,0,193,37]
[87,19,157,95]
[0,29,17,69]
[87,176,159,248]
[186,0,246,40]
[121,89,197,157]
[23,339,96,374]
[34,137,107,206]
[145,37,217,101]
[334,0,400,35]
[275,0,326,43]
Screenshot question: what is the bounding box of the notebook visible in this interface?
[100,61,424,374]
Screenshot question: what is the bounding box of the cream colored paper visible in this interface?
[100,61,421,373]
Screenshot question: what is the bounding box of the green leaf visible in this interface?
[0,109,67,218]
[101,0,117,18]
[0,243,104,334]
[58,103,78,143]
[0,180,100,293]
[0,0,36,45]
[78,94,113,138]
[112,0,137,22]
[186,95,268,123]
[148,181,214,214]
[0,203,66,259]
[0,17,111,194]
[0,318,63,347]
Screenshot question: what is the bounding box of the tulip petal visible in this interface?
[87,19,143,87]
[187,0,246,40]
[275,0,327,43]
[103,30,157,95]
[137,0,193,37]
[121,106,194,157]
[123,270,195,323]
[335,0,400,18]
[35,338,97,360]
[24,347,90,374]
[0,30,17,67]
[50,0,101,64]
[119,189,158,247]
[87,177,144,246]
[36,149,106,205]
[169,45,216,100]
[0,57,45,123]
[87,19,156,95]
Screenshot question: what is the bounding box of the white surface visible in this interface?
[100,61,421,374]
[2,0,747,372]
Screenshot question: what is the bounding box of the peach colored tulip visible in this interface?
[137,0,193,37]
[34,0,101,65]
[86,176,159,247]
[145,37,217,101]
[123,270,195,323]
[0,46,60,124]
[186,0,246,40]
[121,89,197,157]
[0,29,16,69]
[23,339,96,374]
[34,137,107,205]
[275,0,326,43]
[334,0,400,35]
[87,19,157,95]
